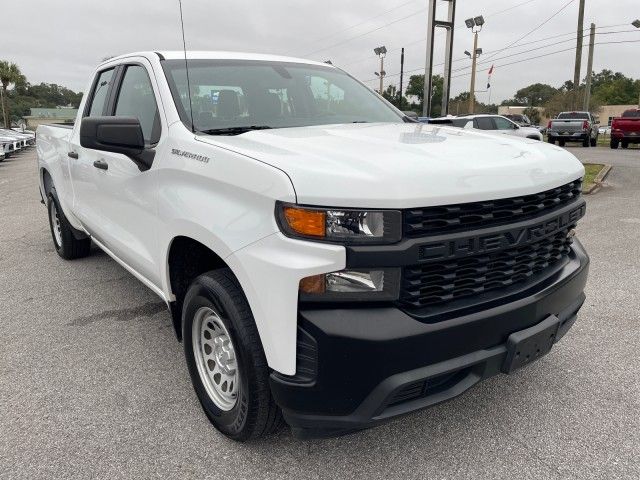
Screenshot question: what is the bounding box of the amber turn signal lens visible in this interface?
[299,274,326,294]
[283,207,326,237]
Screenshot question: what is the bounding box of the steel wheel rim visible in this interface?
[192,306,239,411]
[50,202,63,248]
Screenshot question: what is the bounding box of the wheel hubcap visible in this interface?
[192,307,239,411]
[50,202,63,247]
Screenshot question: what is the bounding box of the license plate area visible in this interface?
[501,315,560,374]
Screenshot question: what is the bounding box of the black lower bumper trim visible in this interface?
[271,241,589,439]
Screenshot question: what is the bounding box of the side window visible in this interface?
[494,117,515,130]
[114,65,161,145]
[86,69,115,117]
[474,117,495,130]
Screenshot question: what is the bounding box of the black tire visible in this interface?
[611,139,619,149]
[182,269,283,441]
[547,137,555,145]
[582,137,590,148]
[559,140,566,147]
[590,136,597,147]
[47,188,91,260]
[621,141,629,149]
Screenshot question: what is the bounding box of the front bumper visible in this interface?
[270,241,589,439]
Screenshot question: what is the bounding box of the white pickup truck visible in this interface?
[37,51,589,441]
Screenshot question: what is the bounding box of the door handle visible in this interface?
[93,159,109,170]
[68,151,79,159]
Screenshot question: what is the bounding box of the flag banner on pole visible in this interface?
[487,64,494,89]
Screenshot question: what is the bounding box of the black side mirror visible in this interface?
[80,116,154,169]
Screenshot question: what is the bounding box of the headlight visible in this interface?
[299,268,401,302]
[276,202,402,245]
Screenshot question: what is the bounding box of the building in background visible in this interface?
[24,107,78,129]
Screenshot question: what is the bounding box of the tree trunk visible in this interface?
[1,86,8,128]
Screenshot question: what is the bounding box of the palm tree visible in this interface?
[0,61,25,128]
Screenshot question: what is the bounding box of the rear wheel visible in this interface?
[611,139,619,149]
[558,139,566,147]
[582,137,590,148]
[47,188,91,260]
[182,269,283,441]
[590,136,597,147]
[547,137,555,145]
[621,141,629,149]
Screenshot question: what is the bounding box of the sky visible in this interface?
[2,0,639,104]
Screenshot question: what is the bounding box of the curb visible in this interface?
[584,164,612,195]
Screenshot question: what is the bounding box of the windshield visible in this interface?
[558,112,590,120]
[161,59,403,133]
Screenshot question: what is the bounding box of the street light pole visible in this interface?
[373,46,387,95]
[464,16,484,114]
[634,20,640,106]
[469,31,479,114]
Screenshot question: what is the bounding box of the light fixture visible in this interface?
[373,46,387,56]
[465,18,475,29]
[464,50,471,57]
[632,19,640,28]
[476,48,483,55]
[474,16,485,27]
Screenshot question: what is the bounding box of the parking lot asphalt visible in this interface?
[1,146,639,479]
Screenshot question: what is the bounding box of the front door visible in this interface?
[69,60,164,286]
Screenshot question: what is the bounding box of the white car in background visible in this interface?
[431,114,544,141]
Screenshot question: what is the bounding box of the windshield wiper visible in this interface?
[201,125,273,136]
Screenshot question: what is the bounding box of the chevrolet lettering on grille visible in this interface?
[418,203,586,262]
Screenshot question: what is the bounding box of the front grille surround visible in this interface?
[403,179,582,238]
[397,179,583,312]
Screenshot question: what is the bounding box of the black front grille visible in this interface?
[399,229,574,309]
[404,180,582,238]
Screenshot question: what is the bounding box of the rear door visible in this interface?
[69,59,165,286]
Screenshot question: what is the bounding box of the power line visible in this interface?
[338,0,542,68]
[452,29,640,74]
[481,0,576,64]
[302,7,427,57]
[298,0,419,50]
[450,39,640,80]
[362,37,640,84]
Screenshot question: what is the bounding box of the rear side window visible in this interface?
[474,117,495,130]
[622,110,640,118]
[494,117,515,130]
[114,65,161,145]
[87,69,115,117]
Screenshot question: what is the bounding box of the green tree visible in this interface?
[514,83,558,106]
[405,74,443,116]
[543,88,601,118]
[0,61,25,127]
[590,69,639,105]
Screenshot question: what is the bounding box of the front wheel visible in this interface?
[182,269,283,441]
[582,137,590,148]
[611,139,619,149]
[590,136,597,147]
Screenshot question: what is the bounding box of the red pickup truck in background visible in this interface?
[611,109,640,149]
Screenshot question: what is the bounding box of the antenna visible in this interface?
[178,0,196,133]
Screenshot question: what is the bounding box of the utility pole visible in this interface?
[583,23,595,111]
[399,47,405,108]
[469,31,479,114]
[573,0,585,98]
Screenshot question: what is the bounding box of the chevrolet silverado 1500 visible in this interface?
[37,51,589,441]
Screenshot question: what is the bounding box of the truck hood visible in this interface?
[198,123,584,208]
